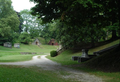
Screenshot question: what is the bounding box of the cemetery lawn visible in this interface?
[0,65,70,82]
[47,39,120,65]
[47,39,120,82]
[0,44,57,62]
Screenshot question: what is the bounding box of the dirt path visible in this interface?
[0,55,103,82]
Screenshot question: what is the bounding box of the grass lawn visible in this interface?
[47,39,120,65]
[0,44,57,62]
[72,66,120,82]
[0,65,71,82]
[0,44,74,82]
[0,40,119,82]
[47,39,120,82]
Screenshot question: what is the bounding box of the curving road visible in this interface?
[0,55,103,82]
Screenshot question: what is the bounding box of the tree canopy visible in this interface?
[30,0,120,48]
[0,0,20,45]
[20,9,43,38]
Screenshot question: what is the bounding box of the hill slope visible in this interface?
[84,45,120,72]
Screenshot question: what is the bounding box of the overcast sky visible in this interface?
[11,0,36,12]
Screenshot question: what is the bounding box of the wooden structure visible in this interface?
[48,39,58,45]
[32,38,41,45]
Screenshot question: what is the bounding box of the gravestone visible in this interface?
[81,49,89,58]
[4,42,12,48]
[14,43,20,48]
[78,49,90,62]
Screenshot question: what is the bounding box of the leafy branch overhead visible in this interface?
[30,0,120,48]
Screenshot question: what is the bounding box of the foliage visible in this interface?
[9,33,20,45]
[16,12,24,34]
[19,32,31,44]
[20,9,43,38]
[40,22,57,43]
[30,0,120,48]
[0,0,20,45]
[50,50,57,57]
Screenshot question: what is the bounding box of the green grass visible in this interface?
[0,44,57,53]
[0,44,74,82]
[47,39,120,82]
[47,50,81,65]
[0,39,120,82]
[0,44,57,62]
[0,55,34,62]
[88,39,120,54]
[47,39,120,65]
[71,66,120,82]
[0,65,71,82]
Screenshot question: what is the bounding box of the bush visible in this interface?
[50,50,57,57]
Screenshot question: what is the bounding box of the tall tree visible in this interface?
[20,9,43,37]
[40,22,57,43]
[30,0,120,48]
[0,0,20,45]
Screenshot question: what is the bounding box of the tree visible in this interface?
[19,32,31,44]
[40,22,57,43]
[20,9,32,32]
[20,9,43,38]
[30,0,120,48]
[0,0,20,45]
[16,12,24,34]
[94,0,119,39]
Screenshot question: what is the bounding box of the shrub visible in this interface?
[50,50,57,57]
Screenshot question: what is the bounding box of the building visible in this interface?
[48,39,58,45]
[32,38,41,45]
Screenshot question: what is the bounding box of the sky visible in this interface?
[11,0,36,12]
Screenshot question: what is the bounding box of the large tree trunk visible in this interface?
[91,37,95,48]
[111,30,118,40]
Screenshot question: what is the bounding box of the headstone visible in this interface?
[81,49,89,58]
[14,43,20,48]
[4,42,12,48]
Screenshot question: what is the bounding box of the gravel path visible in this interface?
[0,55,103,82]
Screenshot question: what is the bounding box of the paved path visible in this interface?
[0,55,103,82]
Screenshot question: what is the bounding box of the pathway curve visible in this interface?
[0,55,103,82]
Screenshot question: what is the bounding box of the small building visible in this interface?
[32,38,41,45]
[48,39,59,45]
[4,42,12,48]
[14,43,20,48]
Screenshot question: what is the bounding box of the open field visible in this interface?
[0,44,57,62]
